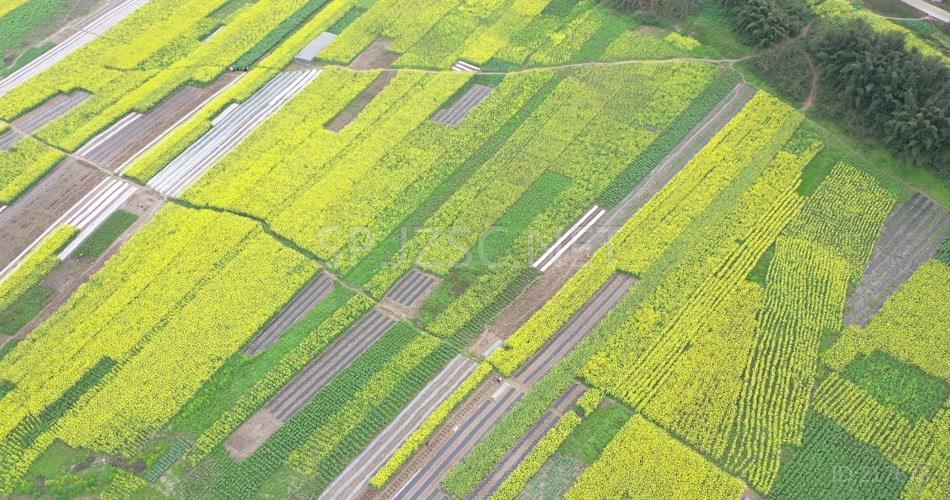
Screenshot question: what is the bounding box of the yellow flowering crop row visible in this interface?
[566,415,745,499]
[0,205,316,473]
[823,260,950,381]
[0,224,75,311]
[370,361,493,488]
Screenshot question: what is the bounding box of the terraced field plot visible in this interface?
[0,0,947,498]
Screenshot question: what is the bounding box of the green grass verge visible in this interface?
[70,210,138,260]
[559,401,631,464]
[0,285,53,336]
[1,42,54,77]
[842,351,948,423]
[771,412,908,499]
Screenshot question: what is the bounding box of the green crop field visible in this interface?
[0,0,946,498]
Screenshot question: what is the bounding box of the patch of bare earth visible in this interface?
[224,409,283,461]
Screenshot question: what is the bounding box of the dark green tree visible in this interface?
[809,19,950,174]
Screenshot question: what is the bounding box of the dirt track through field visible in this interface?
[845,192,950,326]
[472,383,587,498]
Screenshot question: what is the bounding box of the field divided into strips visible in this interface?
[0,0,360,203]
[0,90,88,149]
[363,69,755,498]
[317,0,711,70]
[243,272,335,356]
[0,176,138,282]
[776,257,950,500]
[76,73,241,172]
[724,163,895,492]
[0,0,149,97]
[321,355,478,500]
[442,94,856,499]
[378,273,634,498]
[184,323,457,499]
[472,383,587,498]
[370,63,726,342]
[224,309,398,460]
[0,205,317,490]
[148,70,320,197]
[1,0,946,497]
[844,193,950,327]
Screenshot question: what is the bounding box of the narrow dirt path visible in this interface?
[802,51,818,112]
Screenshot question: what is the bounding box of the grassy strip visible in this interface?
[370,361,492,488]
[0,380,13,400]
[343,74,564,287]
[0,285,52,335]
[596,68,741,208]
[560,402,631,464]
[0,0,69,58]
[936,236,950,266]
[0,225,76,311]
[233,0,329,67]
[0,42,54,78]
[4,357,115,449]
[326,5,365,34]
[70,210,138,259]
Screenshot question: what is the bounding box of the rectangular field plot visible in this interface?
[148,70,320,197]
[514,273,635,386]
[432,84,493,126]
[0,177,138,281]
[393,382,523,499]
[383,269,439,310]
[244,272,335,355]
[472,383,588,498]
[265,309,397,421]
[78,73,240,172]
[845,193,950,327]
[0,0,148,97]
[321,355,478,500]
